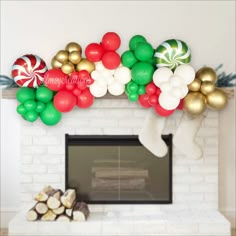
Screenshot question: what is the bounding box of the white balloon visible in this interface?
[174,64,195,85]
[171,87,183,98]
[170,75,183,88]
[180,85,189,98]
[158,92,180,110]
[90,81,107,97]
[91,70,103,80]
[160,82,172,92]
[108,81,125,96]
[153,67,173,87]
[95,61,105,71]
[114,66,131,84]
[101,69,114,79]
[106,76,115,85]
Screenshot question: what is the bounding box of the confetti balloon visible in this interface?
[12,54,47,88]
[154,39,191,70]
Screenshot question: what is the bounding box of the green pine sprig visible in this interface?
[0,75,19,89]
[215,64,236,87]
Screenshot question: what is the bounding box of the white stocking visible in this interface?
[173,112,205,159]
[139,109,168,158]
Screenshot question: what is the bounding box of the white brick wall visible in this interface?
[20,99,219,212]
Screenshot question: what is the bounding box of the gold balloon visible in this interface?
[69,51,82,64]
[76,58,95,73]
[55,50,69,63]
[61,62,74,74]
[206,88,228,110]
[184,92,207,116]
[51,57,62,68]
[200,81,215,95]
[196,67,217,83]
[65,42,82,53]
[188,78,201,92]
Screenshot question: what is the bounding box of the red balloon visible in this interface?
[156,86,161,96]
[101,32,121,51]
[154,103,175,117]
[70,71,80,83]
[54,91,76,112]
[77,88,94,108]
[65,83,75,91]
[77,80,87,90]
[102,51,121,69]
[177,99,184,110]
[73,88,82,96]
[77,70,90,80]
[86,77,94,85]
[138,94,152,108]
[44,68,68,91]
[85,43,104,62]
[146,83,157,95]
[148,94,158,106]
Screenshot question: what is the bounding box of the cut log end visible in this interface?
[57,214,71,222]
[26,209,39,221]
[61,189,76,208]
[41,210,57,221]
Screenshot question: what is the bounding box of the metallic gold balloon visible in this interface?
[200,81,215,95]
[65,42,82,53]
[196,67,217,83]
[184,92,207,116]
[206,88,228,110]
[51,57,62,68]
[188,78,201,92]
[61,62,74,74]
[76,58,95,73]
[55,50,69,63]
[69,51,82,64]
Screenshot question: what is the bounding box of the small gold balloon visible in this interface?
[69,51,82,64]
[55,50,69,63]
[188,78,202,92]
[206,88,228,110]
[196,67,217,83]
[76,58,95,73]
[51,57,63,68]
[61,62,74,74]
[200,81,215,95]
[184,92,207,116]
[65,42,82,53]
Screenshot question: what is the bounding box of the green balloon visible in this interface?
[129,35,147,51]
[24,100,37,111]
[134,42,154,61]
[35,102,46,113]
[24,111,38,122]
[138,85,146,95]
[128,92,139,102]
[121,50,138,68]
[16,88,35,103]
[17,104,27,115]
[36,87,54,103]
[40,102,62,126]
[131,62,154,85]
[127,81,139,93]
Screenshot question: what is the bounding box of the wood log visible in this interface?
[47,189,63,209]
[41,210,57,221]
[61,189,76,208]
[35,202,48,214]
[65,201,76,217]
[73,202,89,221]
[26,206,40,221]
[52,205,65,215]
[56,214,71,222]
[34,185,54,202]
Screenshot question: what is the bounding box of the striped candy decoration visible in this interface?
[154,39,191,70]
[12,54,47,88]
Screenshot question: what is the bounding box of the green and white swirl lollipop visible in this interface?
[154,39,191,70]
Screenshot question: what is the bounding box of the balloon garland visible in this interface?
[8,32,229,126]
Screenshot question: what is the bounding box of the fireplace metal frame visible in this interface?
[65,134,172,204]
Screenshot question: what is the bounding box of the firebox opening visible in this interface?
[65,134,172,204]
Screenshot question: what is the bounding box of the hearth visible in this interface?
[65,134,172,204]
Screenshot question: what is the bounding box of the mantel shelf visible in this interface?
[0,88,128,100]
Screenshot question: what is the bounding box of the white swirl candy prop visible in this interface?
[90,62,131,97]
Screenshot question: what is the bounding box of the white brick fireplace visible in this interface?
[9,98,230,236]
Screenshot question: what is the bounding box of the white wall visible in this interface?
[0,0,235,228]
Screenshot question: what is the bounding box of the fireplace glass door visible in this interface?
[66,135,172,204]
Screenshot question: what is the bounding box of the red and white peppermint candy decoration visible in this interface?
[12,54,47,88]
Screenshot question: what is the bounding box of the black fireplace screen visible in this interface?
[66,134,172,204]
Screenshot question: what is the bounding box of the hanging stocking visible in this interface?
[138,109,168,158]
[173,112,205,159]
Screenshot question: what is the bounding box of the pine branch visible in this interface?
[0,75,19,89]
[215,64,236,87]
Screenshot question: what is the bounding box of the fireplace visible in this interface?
[65,134,172,204]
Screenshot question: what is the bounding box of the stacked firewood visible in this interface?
[26,186,89,222]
